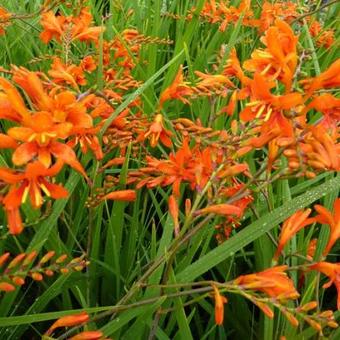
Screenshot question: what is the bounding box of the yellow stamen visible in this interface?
[28,133,37,142]
[264,108,273,122]
[21,185,29,204]
[261,63,272,75]
[246,100,261,107]
[34,188,43,207]
[257,50,273,58]
[40,183,51,197]
[45,132,57,138]
[255,105,266,118]
[84,136,92,145]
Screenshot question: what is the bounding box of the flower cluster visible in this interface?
[0,251,88,292]
[0,0,338,338]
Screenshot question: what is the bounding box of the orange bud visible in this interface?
[0,282,15,292]
[168,195,179,236]
[212,285,227,325]
[45,312,90,336]
[273,209,313,261]
[327,321,339,328]
[7,253,26,269]
[31,272,43,281]
[69,331,104,340]
[305,171,316,179]
[236,146,252,157]
[0,253,10,267]
[12,276,25,286]
[102,157,126,169]
[319,310,334,318]
[44,269,54,276]
[218,164,248,178]
[306,239,317,260]
[56,254,68,264]
[288,161,300,169]
[102,190,136,202]
[299,301,318,312]
[39,251,56,264]
[253,300,274,319]
[305,318,322,332]
[60,268,70,274]
[284,311,299,327]
[22,251,38,266]
[195,204,241,217]
[185,198,191,216]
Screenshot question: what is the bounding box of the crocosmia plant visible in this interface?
[0,0,338,339]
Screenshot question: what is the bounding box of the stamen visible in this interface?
[255,105,266,118]
[264,108,273,122]
[40,183,51,197]
[21,185,29,204]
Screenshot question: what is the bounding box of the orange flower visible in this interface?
[310,262,340,309]
[0,71,90,176]
[40,7,104,44]
[273,209,314,261]
[39,10,65,43]
[102,190,136,202]
[306,126,339,171]
[309,20,335,48]
[221,48,250,86]
[304,94,340,133]
[302,59,340,98]
[67,124,103,160]
[199,0,254,32]
[0,161,67,234]
[0,133,17,149]
[212,284,228,325]
[49,57,86,89]
[144,114,172,148]
[12,69,93,130]
[7,115,86,177]
[71,7,104,43]
[0,78,31,124]
[257,2,298,32]
[314,198,340,256]
[240,73,302,137]
[0,7,11,35]
[244,20,298,92]
[159,66,193,108]
[137,138,194,196]
[193,71,234,96]
[234,266,299,300]
[81,56,97,72]
[44,312,90,336]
